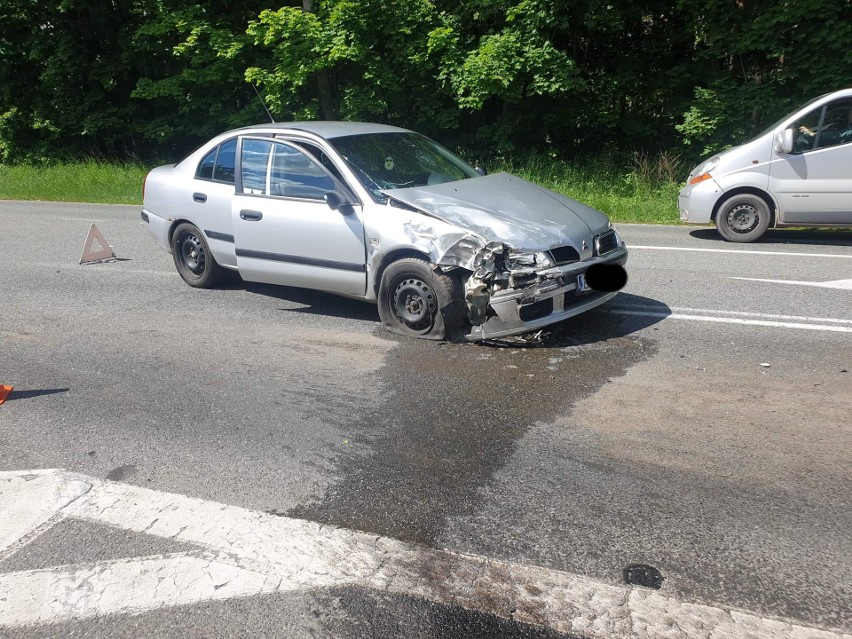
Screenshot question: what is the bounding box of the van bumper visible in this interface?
[678,179,723,224]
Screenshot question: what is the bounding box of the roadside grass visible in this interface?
[493,153,685,224]
[0,153,686,223]
[0,161,148,205]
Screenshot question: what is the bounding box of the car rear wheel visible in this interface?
[716,194,771,242]
[377,258,465,340]
[171,222,224,288]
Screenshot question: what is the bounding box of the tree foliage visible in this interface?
[0,0,850,163]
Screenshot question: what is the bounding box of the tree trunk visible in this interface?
[303,0,337,120]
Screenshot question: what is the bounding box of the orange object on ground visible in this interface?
[0,385,13,405]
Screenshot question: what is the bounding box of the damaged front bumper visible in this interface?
[463,246,628,341]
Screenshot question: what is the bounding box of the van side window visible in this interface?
[791,107,823,154]
[792,100,852,154]
[814,100,852,151]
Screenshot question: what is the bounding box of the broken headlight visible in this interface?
[505,250,555,271]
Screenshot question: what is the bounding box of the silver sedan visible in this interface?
[141,122,627,340]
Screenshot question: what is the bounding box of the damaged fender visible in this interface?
[402,219,508,326]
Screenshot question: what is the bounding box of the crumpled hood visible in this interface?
[382,172,610,251]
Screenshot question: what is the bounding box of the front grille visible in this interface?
[595,230,619,255]
[519,298,553,321]
[564,289,607,308]
[549,245,580,265]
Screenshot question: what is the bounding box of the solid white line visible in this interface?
[610,305,852,325]
[1,469,849,638]
[609,309,852,333]
[729,277,852,290]
[629,245,852,259]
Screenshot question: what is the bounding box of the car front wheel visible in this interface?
[171,222,224,288]
[377,258,465,340]
[715,194,771,242]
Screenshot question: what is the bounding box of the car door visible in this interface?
[231,137,367,296]
[768,99,852,224]
[191,137,238,267]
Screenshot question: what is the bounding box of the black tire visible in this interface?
[377,258,465,340]
[171,222,224,288]
[715,194,772,243]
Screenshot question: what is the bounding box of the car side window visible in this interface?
[269,143,336,200]
[195,138,237,183]
[241,138,273,195]
[292,141,347,184]
[197,149,216,179]
[212,139,236,183]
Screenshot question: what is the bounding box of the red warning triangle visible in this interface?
[79,223,115,264]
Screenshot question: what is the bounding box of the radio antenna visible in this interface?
[252,84,275,123]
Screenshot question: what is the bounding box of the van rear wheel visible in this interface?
[716,194,771,243]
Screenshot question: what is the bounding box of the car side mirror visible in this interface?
[324,191,354,215]
[780,128,795,154]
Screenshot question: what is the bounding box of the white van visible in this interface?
[678,88,852,242]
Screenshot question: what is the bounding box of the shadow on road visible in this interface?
[689,227,852,247]
[4,388,69,401]
[484,292,671,349]
[242,284,670,347]
[243,282,381,323]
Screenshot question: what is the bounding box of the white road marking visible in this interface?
[608,309,852,333]
[730,277,852,290]
[0,469,849,638]
[612,305,852,325]
[0,554,280,626]
[629,245,852,259]
[0,471,90,559]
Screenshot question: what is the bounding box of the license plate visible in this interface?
[576,273,592,294]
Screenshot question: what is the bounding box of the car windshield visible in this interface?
[329,132,480,202]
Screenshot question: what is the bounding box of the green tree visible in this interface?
[245,0,458,138]
[130,1,279,158]
[676,0,852,155]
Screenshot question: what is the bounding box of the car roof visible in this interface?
[236,121,411,140]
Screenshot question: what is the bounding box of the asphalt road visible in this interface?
[0,201,850,638]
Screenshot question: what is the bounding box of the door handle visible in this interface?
[193,192,207,203]
[240,209,263,221]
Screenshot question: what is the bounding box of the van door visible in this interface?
[231,137,367,296]
[768,99,852,224]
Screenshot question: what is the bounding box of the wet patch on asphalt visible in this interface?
[291,297,661,545]
[105,464,137,482]
[319,586,575,639]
